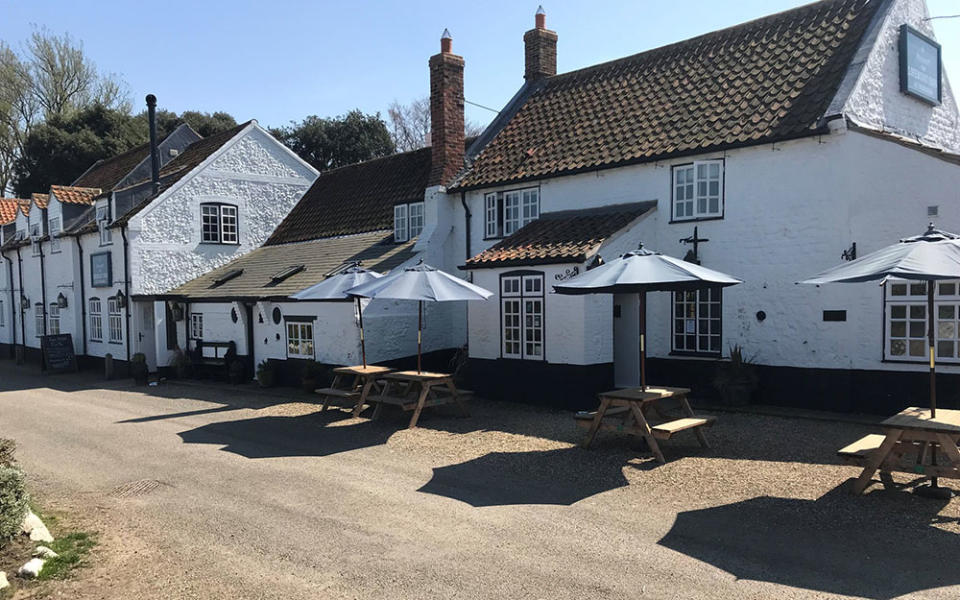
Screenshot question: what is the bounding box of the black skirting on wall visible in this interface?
[266,348,461,388]
[465,358,615,411]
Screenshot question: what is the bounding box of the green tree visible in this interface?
[141,109,238,139]
[271,110,395,172]
[13,103,142,196]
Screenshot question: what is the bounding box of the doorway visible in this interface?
[613,293,640,387]
[136,301,157,371]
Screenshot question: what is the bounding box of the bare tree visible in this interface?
[387,96,485,152]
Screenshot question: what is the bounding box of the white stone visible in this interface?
[33,546,59,559]
[21,510,53,543]
[17,558,44,579]
[0,571,9,590]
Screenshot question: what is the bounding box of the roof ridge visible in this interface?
[313,146,431,179]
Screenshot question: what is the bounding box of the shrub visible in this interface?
[256,360,276,388]
[0,466,29,543]
[0,438,15,467]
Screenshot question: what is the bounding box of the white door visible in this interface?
[613,293,640,388]
[137,301,157,371]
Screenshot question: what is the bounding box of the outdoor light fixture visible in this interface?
[116,289,127,309]
[57,293,68,309]
[170,302,184,321]
[20,294,28,307]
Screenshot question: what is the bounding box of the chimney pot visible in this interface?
[441,28,452,53]
[535,5,546,29]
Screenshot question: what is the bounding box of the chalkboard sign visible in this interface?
[90,252,112,287]
[900,24,941,105]
[41,334,77,373]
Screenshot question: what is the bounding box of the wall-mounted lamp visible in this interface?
[841,242,857,262]
[20,294,29,311]
[169,302,184,321]
[56,293,68,309]
[116,289,127,309]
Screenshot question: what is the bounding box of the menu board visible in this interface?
[41,334,77,373]
[900,25,941,105]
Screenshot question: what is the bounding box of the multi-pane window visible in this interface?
[108,297,122,343]
[30,223,41,256]
[48,217,61,253]
[34,303,43,336]
[673,288,722,354]
[673,160,723,220]
[201,203,239,244]
[48,303,60,335]
[190,313,203,340]
[501,273,544,360]
[485,188,540,238]
[286,321,314,359]
[96,203,112,245]
[886,280,960,361]
[89,298,103,341]
[393,202,424,243]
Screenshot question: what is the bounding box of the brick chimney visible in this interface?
[428,28,464,187]
[524,6,557,81]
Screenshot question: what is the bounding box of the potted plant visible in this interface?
[228,359,245,385]
[713,345,759,406]
[171,347,192,379]
[256,360,276,388]
[301,361,325,393]
[130,353,149,386]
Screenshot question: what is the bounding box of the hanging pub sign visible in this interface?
[899,24,941,105]
[90,252,112,287]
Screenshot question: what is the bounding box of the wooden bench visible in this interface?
[838,434,887,462]
[192,340,236,367]
[651,416,716,440]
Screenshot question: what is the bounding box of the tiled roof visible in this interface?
[167,231,417,300]
[50,185,102,205]
[463,202,655,269]
[455,0,880,190]
[31,193,49,209]
[72,142,151,190]
[113,121,253,226]
[0,199,19,224]
[266,147,432,245]
[18,200,30,216]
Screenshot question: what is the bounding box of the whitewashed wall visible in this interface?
[77,227,128,361]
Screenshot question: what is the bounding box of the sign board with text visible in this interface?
[899,24,941,105]
[41,334,77,373]
[90,252,112,288]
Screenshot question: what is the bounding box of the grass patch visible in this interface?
[36,531,97,580]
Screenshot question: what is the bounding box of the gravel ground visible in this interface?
[1,362,958,599]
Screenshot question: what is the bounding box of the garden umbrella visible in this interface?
[800,224,960,497]
[290,263,382,367]
[554,245,742,390]
[346,262,493,372]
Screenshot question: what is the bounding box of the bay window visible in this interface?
[501,272,544,360]
[201,203,239,244]
[673,160,723,221]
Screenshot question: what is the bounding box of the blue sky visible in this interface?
[2,1,959,130]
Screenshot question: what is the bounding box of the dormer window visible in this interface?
[96,203,112,246]
[48,217,61,253]
[672,160,723,221]
[201,203,239,244]
[30,223,41,256]
[394,201,424,243]
[484,188,539,239]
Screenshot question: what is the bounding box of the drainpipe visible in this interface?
[460,191,471,260]
[38,239,47,336]
[121,225,131,363]
[76,235,87,356]
[3,253,15,357]
[15,246,25,351]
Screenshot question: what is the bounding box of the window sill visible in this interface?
[669,215,724,225]
[108,340,123,345]
[669,351,723,359]
[882,358,960,365]
[199,241,240,246]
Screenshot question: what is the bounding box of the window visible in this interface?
[34,303,43,336]
[408,202,424,238]
[286,321,314,359]
[0,300,4,327]
[96,203,112,246]
[886,281,960,362]
[501,273,544,360]
[89,298,103,342]
[393,204,408,242]
[673,160,723,220]
[30,223,41,256]
[484,188,539,238]
[190,312,203,340]
[48,303,59,335]
[48,217,61,253]
[201,203,239,244]
[108,297,122,343]
[673,288,722,354]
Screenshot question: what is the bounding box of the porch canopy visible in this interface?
[554,246,742,390]
[347,262,493,372]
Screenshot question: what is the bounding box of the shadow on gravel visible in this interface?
[658,483,960,599]
[418,447,630,506]
[176,410,395,458]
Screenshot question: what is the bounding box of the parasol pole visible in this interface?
[357,296,366,368]
[639,290,647,391]
[927,281,941,492]
[418,300,423,374]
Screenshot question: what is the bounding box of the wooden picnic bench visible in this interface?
[840,407,960,494]
[370,370,470,429]
[315,365,393,415]
[190,340,237,377]
[575,386,715,463]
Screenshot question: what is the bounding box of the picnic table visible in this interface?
[576,386,716,463]
[315,365,394,416]
[371,370,470,429]
[839,407,960,494]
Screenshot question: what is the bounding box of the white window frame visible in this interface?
[408,201,424,238]
[48,303,60,335]
[885,280,960,363]
[200,203,239,245]
[484,193,498,238]
[190,312,203,340]
[108,297,122,344]
[485,188,540,239]
[285,320,315,359]
[394,204,409,242]
[96,203,112,246]
[0,300,4,327]
[89,297,103,342]
[48,217,61,253]
[501,273,544,360]
[672,288,723,354]
[673,160,723,221]
[30,223,41,256]
[34,303,43,337]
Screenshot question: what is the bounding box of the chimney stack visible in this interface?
[524,6,557,81]
[146,94,160,194]
[428,29,465,187]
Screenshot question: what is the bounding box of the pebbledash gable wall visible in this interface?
[129,126,317,296]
